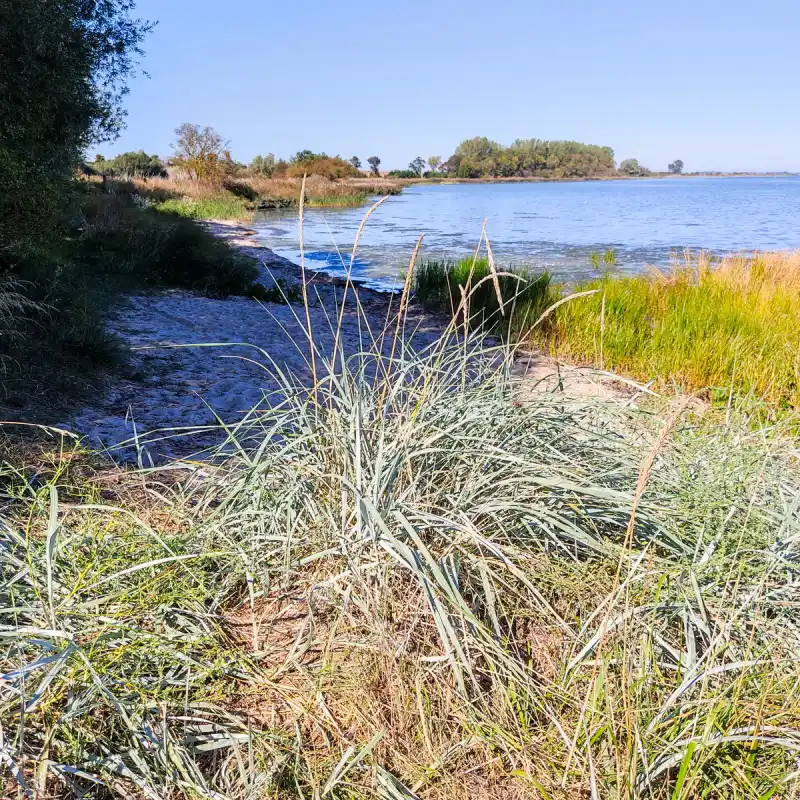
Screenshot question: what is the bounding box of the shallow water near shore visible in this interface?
[253,176,800,290]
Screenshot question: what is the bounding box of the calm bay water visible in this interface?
[253,176,800,291]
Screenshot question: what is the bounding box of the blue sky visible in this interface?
[111,0,800,172]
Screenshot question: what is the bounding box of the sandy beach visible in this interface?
[65,221,445,461]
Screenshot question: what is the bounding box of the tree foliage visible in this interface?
[408,157,426,177]
[0,0,152,245]
[349,156,362,170]
[442,137,617,179]
[292,150,325,164]
[428,156,442,172]
[668,159,684,174]
[619,158,651,177]
[367,156,381,176]
[250,153,276,177]
[171,124,229,180]
[97,150,165,179]
[286,156,358,180]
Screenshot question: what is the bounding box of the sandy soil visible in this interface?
[65,219,636,462]
[65,221,443,461]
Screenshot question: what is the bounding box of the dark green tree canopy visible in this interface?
[99,150,165,179]
[408,157,426,177]
[619,158,651,177]
[292,150,328,164]
[0,0,152,244]
[668,159,684,174]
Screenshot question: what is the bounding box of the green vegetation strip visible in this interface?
[416,251,800,409]
[533,251,800,408]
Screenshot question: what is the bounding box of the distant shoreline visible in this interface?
[384,172,799,187]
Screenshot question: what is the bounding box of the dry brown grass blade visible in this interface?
[560,395,693,789]
[0,421,78,439]
[624,395,692,543]
[349,195,389,271]
[446,223,488,336]
[298,172,318,400]
[394,235,424,341]
[599,291,606,370]
[377,235,425,417]
[331,195,392,374]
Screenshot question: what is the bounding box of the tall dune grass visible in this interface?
[4,201,800,797]
[534,250,800,407]
[2,309,799,798]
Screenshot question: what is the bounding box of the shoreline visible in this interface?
[205,217,406,296]
[385,171,799,187]
[202,219,393,296]
[64,221,442,460]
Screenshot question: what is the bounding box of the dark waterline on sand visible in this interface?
[253,176,800,291]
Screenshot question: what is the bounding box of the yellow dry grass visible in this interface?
[535,250,800,408]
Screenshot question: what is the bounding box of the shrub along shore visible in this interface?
[0,180,262,417]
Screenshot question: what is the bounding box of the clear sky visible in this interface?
[111,0,800,172]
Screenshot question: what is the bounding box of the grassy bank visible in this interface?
[532,251,800,407]
[133,175,403,220]
[2,330,799,799]
[0,181,260,416]
[416,250,800,409]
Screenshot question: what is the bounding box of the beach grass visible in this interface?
[532,250,800,407]
[5,192,800,798]
[2,322,799,799]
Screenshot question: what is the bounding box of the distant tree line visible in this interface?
[387,156,445,178]
[136,130,388,182]
[438,137,618,179]
[91,122,685,184]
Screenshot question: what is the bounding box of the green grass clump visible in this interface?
[533,251,800,407]
[415,255,555,333]
[4,327,799,798]
[153,193,251,220]
[306,192,368,207]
